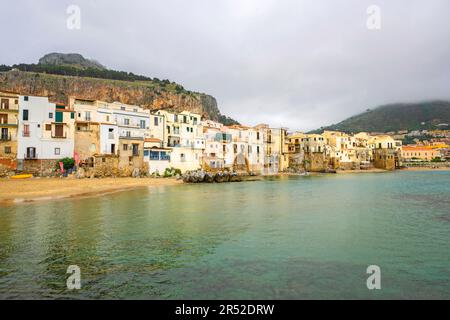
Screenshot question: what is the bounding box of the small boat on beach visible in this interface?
[10,174,33,180]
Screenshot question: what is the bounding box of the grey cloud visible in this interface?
[2,0,450,131]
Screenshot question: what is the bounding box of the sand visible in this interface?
[0,177,182,204]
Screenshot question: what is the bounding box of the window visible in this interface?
[106,116,110,122]
[71,112,75,119]
[23,110,29,121]
[24,96,29,101]
[140,120,146,129]
[1,99,9,109]
[23,124,30,137]
[56,111,63,123]
[150,151,159,160]
[26,147,36,159]
[121,106,126,111]
[45,124,51,131]
[4,146,11,154]
[0,114,7,124]
[49,112,53,119]
[124,118,130,126]
[132,144,139,156]
[54,148,60,155]
[85,111,91,121]
[123,144,128,151]
[154,117,159,126]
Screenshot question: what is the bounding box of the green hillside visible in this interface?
[311,101,450,133]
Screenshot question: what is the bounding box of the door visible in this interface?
[111,144,116,154]
[54,124,64,137]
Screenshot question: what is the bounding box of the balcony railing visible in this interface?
[24,153,38,160]
[52,133,67,139]
[22,132,30,137]
[0,134,11,141]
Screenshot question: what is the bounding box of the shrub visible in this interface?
[57,157,75,170]
[163,167,181,177]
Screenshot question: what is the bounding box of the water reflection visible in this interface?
[0,171,449,299]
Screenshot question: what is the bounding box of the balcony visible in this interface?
[0,134,11,141]
[52,133,67,139]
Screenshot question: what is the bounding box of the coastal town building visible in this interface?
[17,95,75,174]
[300,133,328,172]
[0,91,20,170]
[401,146,440,162]
[263,126,289,174]
[157,110,205,173]
[286,132,306,170]
[9,91,450,178]
[143,137,172,175]
[369,135,397,170]
[202,120,227,170]
[71,98,118,169]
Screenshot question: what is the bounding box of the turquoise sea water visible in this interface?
[0,171,449,299]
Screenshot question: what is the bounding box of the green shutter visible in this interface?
[55,111,63,123]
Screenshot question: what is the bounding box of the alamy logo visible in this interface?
[67,265,81,290]
[366,5,381,30]
[366,265,381,290]
[66,5,81,30]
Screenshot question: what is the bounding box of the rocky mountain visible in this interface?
[0,53,239,125]
[311,101,450,133]
[38,53,106,70]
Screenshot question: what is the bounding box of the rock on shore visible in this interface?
[182,170,246,183]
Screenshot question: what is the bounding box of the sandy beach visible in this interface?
[0,177,182,204]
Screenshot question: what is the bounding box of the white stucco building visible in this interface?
[17,95,75,167]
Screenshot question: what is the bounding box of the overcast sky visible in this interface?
[2,0,450,131]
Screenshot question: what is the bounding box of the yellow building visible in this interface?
[0,91,19,170]
[369,135,397,170]
[401,146,440,161]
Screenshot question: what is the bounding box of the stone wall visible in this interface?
[74,124,100,161]
[22,159,57,176]
[305,152,327,172]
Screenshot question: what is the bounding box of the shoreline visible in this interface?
[0,177,182,206]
